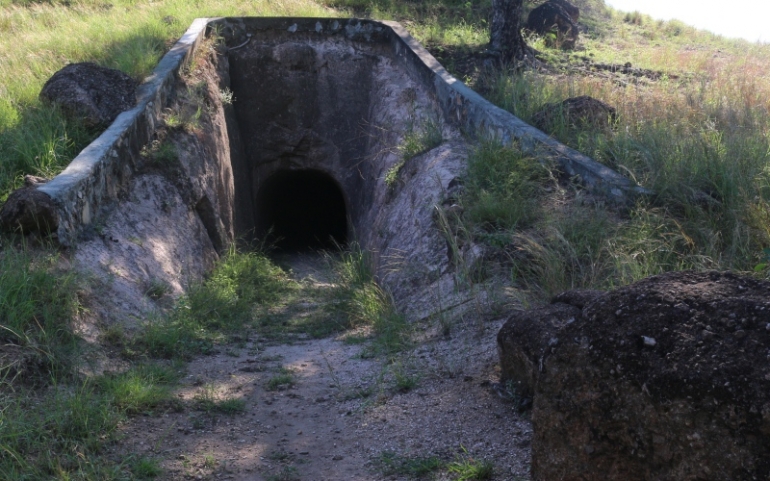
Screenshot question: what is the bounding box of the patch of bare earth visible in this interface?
[115,254,532,480]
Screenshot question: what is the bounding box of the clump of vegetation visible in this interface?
[463,140,552,233]
[193,385,247,414]
[386,119,444,187]
[0,382,123,479]
[375,449,494,480]
[377,451,444,478]
[329,243,410,355]
[135,246,295,359]
[266,367,297,391]
[447,453,494,480]
[97,362,181,414]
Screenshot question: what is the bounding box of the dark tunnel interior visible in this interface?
[255,170,348,252]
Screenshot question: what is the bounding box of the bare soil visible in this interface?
[115,253,532,480]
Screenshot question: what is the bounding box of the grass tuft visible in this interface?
[0,248,80,381]
[377,451,444,478]
[134,246,294,359]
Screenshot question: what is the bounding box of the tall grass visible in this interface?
[481,18,770,284]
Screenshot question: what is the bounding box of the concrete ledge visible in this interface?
[24,17,643,245]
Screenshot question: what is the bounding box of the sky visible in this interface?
[602,0,770,43]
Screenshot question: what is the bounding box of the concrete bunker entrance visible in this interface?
[226,32,389,255]
[255,169,348,252]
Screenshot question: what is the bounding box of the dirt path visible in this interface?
[117,253,532,480]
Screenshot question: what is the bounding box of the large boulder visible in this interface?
[499,271,770,480]
[526,0,580,49]
[531,95,617,133]
[0,184,58,234]
[40,62,137,127]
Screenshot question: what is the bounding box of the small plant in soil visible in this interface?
[266,367,296,391]
[447,448,494,481]
[129,456,162,479]
[386,118,444,188]
[376,451,444,477]
[193,385,246,414]
[145,277,171,300]
[266,465,300,481]
[98,362,181,415]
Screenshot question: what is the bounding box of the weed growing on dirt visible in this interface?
[329,243,411,355]
[0,248,80,381]
[266,465,300,481]
[134,247,294,359]
[266,367,296,391]
[193,385,246,414]
[98,363,181,414]
[376,450,444,477]
[129,456,163,479]
[447,454,494,480]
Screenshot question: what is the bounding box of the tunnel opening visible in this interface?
[255,170,348,252]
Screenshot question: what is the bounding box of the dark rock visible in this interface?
[551,288,605,309]
[526,0,580,49]
[0,186,58,234]
[529,270,770,481]
[497,302,582,403]
[23,175,49,188]
[531,95,617,133]
[40,62,137,127]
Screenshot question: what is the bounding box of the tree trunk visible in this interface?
[489,0,529,64]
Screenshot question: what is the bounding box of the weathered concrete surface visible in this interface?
[75,174,217,329]
[37,18,210,246]
[73,39,241,328]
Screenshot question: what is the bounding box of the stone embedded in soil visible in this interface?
[0,185,58,233]
[531,95,617,133]
[40,62,137,127]
[510,270,770,481]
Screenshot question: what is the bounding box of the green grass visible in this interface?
[0,381,123,479]
[134,247,295,359]
[193,386,246,414]
[447,456,494,480]
[463,140,552,232]
[98,362,181,414]
[329,244,411,356]
[386,119,444,187]
[129,456,162,479]
[377,451,444,477]
[265,367,296,391]
[0,247,80,381]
